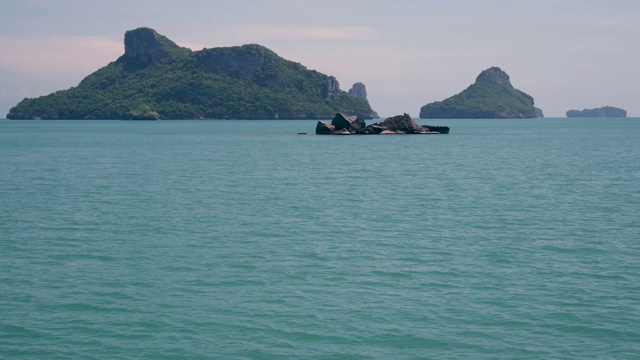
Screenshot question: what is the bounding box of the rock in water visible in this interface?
[422,125,450,134]
[331,113,366,133]
[316,113,449,135]
[315,121,335,134]
[419,67,537,119]
[374,113,424,133]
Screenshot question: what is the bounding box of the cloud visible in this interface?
[0,35,123,75]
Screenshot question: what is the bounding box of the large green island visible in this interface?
[7,27,378,120]
[419,67,539,119]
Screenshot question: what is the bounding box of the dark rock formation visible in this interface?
[422,125,450,134]
[316,113,449,135]
[348,82,368,100]
[566,106,627,118]
[119,27,185,67]
[419,67,537,119]
[376,113,424,133]
[535,107,544,118]
[331,112,366,132]
[315,121,335,134]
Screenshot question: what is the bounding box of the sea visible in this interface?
[1,118,639,359]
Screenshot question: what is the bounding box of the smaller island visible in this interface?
[419,67,538,119]
[316,113,449,135]
[566,106,627,118]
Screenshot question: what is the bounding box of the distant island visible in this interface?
[419,67,539,119]
[7,27,378,120]
[566,106,627,118]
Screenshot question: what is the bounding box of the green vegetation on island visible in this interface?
[419,67,537,119]
[7,27,377,120]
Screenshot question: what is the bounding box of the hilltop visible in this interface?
[419,67,537,119]
[7,27,377,120]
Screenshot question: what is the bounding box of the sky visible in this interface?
[1,0,639,118]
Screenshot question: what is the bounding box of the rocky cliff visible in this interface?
[7,27,377,120]
[419,67,537,119]
[120,27,188,66]
[348,82,368,100]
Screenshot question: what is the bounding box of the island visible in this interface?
[566,106,627,118]
[316,113,449,135]
[7,27,378,120]
[419,67,538,119]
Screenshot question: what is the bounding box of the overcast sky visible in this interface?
[1,0,638,117]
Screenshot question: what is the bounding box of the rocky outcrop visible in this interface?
[315,120,335,134]
[322,76,341,98]
[348,82,368,100]
[376,113,424,133]
[420,67,537,119]
[422,125,450,134]
[316,113,449,135]
[535,107,544,118]
[566,106,627,118]
[331,112,366,132]
[119,27,187,66]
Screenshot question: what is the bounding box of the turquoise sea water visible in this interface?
[1,118,639,359]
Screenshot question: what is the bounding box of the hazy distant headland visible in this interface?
[419,67,540,119]
[566,106,627,118]
[7,27,378,120]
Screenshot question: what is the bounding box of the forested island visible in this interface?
[566,106,627,118]
[419,67,539,119]
[7,27,377,120]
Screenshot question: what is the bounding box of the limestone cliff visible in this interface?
[119,27,190,66]
[348,82,368,100]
